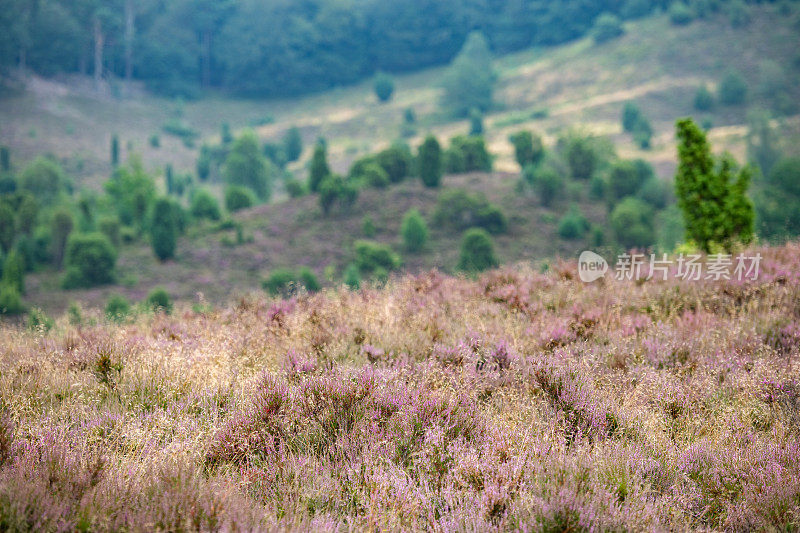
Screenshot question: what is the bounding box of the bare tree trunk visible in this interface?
[93,17,104,92]
[124,0,134,97]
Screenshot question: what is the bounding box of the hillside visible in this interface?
[0,243,799,530]
[2,5,800,316]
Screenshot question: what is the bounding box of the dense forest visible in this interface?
[0,0,677,97]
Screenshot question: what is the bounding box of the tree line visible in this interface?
[0,0,676,98]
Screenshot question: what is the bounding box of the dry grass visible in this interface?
[1,243,799,530]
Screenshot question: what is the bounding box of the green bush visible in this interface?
[638,177,670,209]
[27,307,53,332]
[223,130,273,200]
[297,267,321,293]
[458,228,498,273]
[285,178,306,198]
[593,13,624,43]
[61,233,117,289]
[632,116,653,149]
[469,108,484,135]
[162,119,199,143]
[557,206,590,240]
[308,143,331,192]
[694,85,715,111]
[0,284,23,315]
[362,215,377,237]
[105,294,131,323]
[150,197,178,262]
[319,175,358,215]
[442,31,496,117]
[669,2,694,25]
[354,240,400,275]
[2,251,24,294]
[444,136,492,174]
[563,135,597,180]
[190,189,222,221]
[262,268,297,296]
[360,163,390,188]
[610,197,655,249]
[718,70,747,106]
[418,135,443,188]
[607,160,646,201]
[589,175,606,200]
[224,185,257,212]
[433,189,489,230]
[475,205,508,234]
[0,202,14,253]
[525,165,564,207]
[19,157,65,206]
[146,287,173,314]
[149,134,160,148]
[509,131,544,169]
[401,209,429,252]
[622,102,642,133]
[373,72,395,102]
[343,263,361,289]
[376,144,414,183]
[283,127,303,163]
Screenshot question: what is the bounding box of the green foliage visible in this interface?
[197,147,211,181]
[146,287,173,314]
[98,216,121,248]
[50,209,74,270]
[221,123,233,145]
[418,135,443,188]
[469,109,484,136]
[309,143,331,193]
[693,86,715,111]
[638,177,670,209]
[718,70,747,106]
[283,127,303,163]
[27,307,54,332]
[563,135,598,180]
[401,209,429,252]
[0,202,14,253]
[105,294,131,323]
[223,130,273,200]
[62,233,117,289]
[475,205,508,235]
[362,216,377,237]
[433,189,507,234]
[262,143,287,169]
[442,31,496,117]
[607,160,646,202]
[319,175,358,216]
[610,197,655,249]
[669,2,694,25]
[589,175,607,200]
[622,102,642,133]
[524,165,564,207]
[458,228,498,273]
[747,110,781,176]
[359,163,390,189]
[111,134,120,167]
[297,267,321,293]
[756,157,800,241]
[632,116,653,149]
[0,146,9,173]
[149,134,160,148]
[285,178,307,198]
[728,0,750,28]
[593,13,624,44]
[2,251,24,294]
[373,72,395,102]
[557,206,590,240]
[675,118,754,252]
[19,157,65,206]
[509,131,544,169]
[105,157,157,231]
[190,189,222,221]
[353,240,400,276]
[224,185,256,212]
[444,135,492,174]
[162,119,199,145]
[262,269,297,296]
[343,263,360,289]
[150,198,178,262]
[376,144,414,183]
[0,284,23,315]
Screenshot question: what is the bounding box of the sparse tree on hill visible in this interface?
[111,134,120,167]
[223,130,272,200]
[50,209,74,270]
[373,72,394,102]
[283,127,303,163]
[401,209,429,252]
[442,31,496,117]
[62,232,118,289]
[509,131,544,169]
[418,135,443,188]
[458,228,498,273]
[150,197,177,261]
[309,142,331,193]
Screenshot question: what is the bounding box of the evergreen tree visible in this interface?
[373,72,394,102]
[111,134,120,167]
[0,202,14,253]
[309,142,331,193]
[150,197,177,261]
[458,228,498,273]
[50,209,74,270]
[223,130,272,200]
[283,127,303,163]
[401,209,429,252]
[442,31,496,117]
[61,233,118,289]
[675,118,754,252]
[418,135,443,188]
[2,250,24,294]
[0,146,9,172]
[509,131,544,168]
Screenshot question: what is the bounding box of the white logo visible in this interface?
[578,251,608,282]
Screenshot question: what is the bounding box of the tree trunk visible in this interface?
[124,0,134,96]
[93,17,104,91]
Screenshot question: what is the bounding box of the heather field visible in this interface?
[0,243,797,531]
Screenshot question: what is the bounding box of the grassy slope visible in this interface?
[1,244,799,530]
[4,6,800,313]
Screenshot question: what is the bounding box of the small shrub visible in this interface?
[525,165,564,207]
[224,185,256,212]
[418,135,443,188]
[0,284,23,315]
[373,72,395,102]
[458,228,498,273]
[262,269,297,296]
[343,263,360,289]
[638,177,670,209]
[610,197,655,249]
[622,102,641,133]
[475,205,508,234]
[149,134,160,148]
[694,86,715,111]
[444,136,492,173]
[719,70,747,106]
[593,13,624,43]
[509,130,544,168]
[61,233,117,289]
[376,144,414,183]
[557,207,590,240]
[27,308,53,332]
[469,108,484,135]
[360,163,390,188]
[284,178,306,198]
[362,215,377,237]
[190,189,222,221]
[319,175,358,215]
[401,209,429,252]
[297,267,321,293]
[354,240,400,275]
[146,287,173,314]
[105,294,131,323]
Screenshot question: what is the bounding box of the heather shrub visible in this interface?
[359,163,390,189]
[444,135,492,173]
[343,263,361,289]
[376,143,414,183]
[297,267,321,293]
[557,206,590,240]
[401,209,429,252]
[190,189,222,221]
[262,268,298,297]
[27,307,54,332]
[458,228,498,272]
